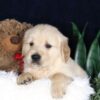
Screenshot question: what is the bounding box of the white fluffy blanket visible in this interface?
[0,71,94,100]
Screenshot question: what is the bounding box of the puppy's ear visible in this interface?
[61,38,70,62]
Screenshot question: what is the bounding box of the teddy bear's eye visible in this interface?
[29,42,34,46]
[17,33,20,36]
[45,43,52,49]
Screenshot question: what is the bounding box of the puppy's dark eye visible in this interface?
[45,43,52,49]
[30,42,34,46]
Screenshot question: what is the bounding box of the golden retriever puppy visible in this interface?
[17,24,87,98]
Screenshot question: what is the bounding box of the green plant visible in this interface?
[86,31,100,78]
[72,23,100,100]
[93,89,100,100]
[72,22,87,70]
[91,76,100,100]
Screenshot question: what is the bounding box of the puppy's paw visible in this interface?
[50,73,73,98]
[17,72,34,85]
[51,84,66,98]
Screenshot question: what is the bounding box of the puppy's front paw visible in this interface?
[17,72,34,85]
[51,83,66,98]
[51,73,73,98]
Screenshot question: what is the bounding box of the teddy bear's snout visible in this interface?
[10,36,20,44]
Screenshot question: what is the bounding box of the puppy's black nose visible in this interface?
[31,53,41,62]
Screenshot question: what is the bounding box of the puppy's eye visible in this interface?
[29,42,34,46]
[45,43,52,49]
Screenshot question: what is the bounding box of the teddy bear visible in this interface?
[0,19,33,73]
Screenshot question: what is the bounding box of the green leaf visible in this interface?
[96,31,100,40]
[86,38,100,77]
[75,37,87,70]
[72,22,81,39]
[90,76,100,100]
[93,89,100,100]
[95,77,100,91]
[82,22,88,37]
[72,23,87,70]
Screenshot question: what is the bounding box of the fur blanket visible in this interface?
[0,71,94,100]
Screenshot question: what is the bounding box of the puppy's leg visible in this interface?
[17,72,35,85]
[50,73,73,98]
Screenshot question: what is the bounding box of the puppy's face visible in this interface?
[22,24,70,69]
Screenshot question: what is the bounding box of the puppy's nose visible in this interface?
[31,53,41,62]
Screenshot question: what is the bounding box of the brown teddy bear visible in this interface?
[0,19,33,73]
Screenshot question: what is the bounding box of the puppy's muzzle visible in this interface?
[31,53,41,63]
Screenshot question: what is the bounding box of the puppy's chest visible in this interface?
[24,67,53,79]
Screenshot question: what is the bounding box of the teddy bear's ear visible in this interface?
[60,38,70,62]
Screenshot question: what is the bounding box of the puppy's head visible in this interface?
[22,24,70,69]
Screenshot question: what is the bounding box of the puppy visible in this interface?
[17,24,87,98]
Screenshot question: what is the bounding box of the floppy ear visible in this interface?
[61,38,70,62]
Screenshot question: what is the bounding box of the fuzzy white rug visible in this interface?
[0,71,94,100]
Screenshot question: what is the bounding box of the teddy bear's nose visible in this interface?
[10,36,20,44]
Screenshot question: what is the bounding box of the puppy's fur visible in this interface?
[17,24,87,98]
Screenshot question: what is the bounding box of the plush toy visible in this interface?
[0,19,33,73]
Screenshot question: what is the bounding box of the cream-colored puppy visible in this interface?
[17,24,87,98]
